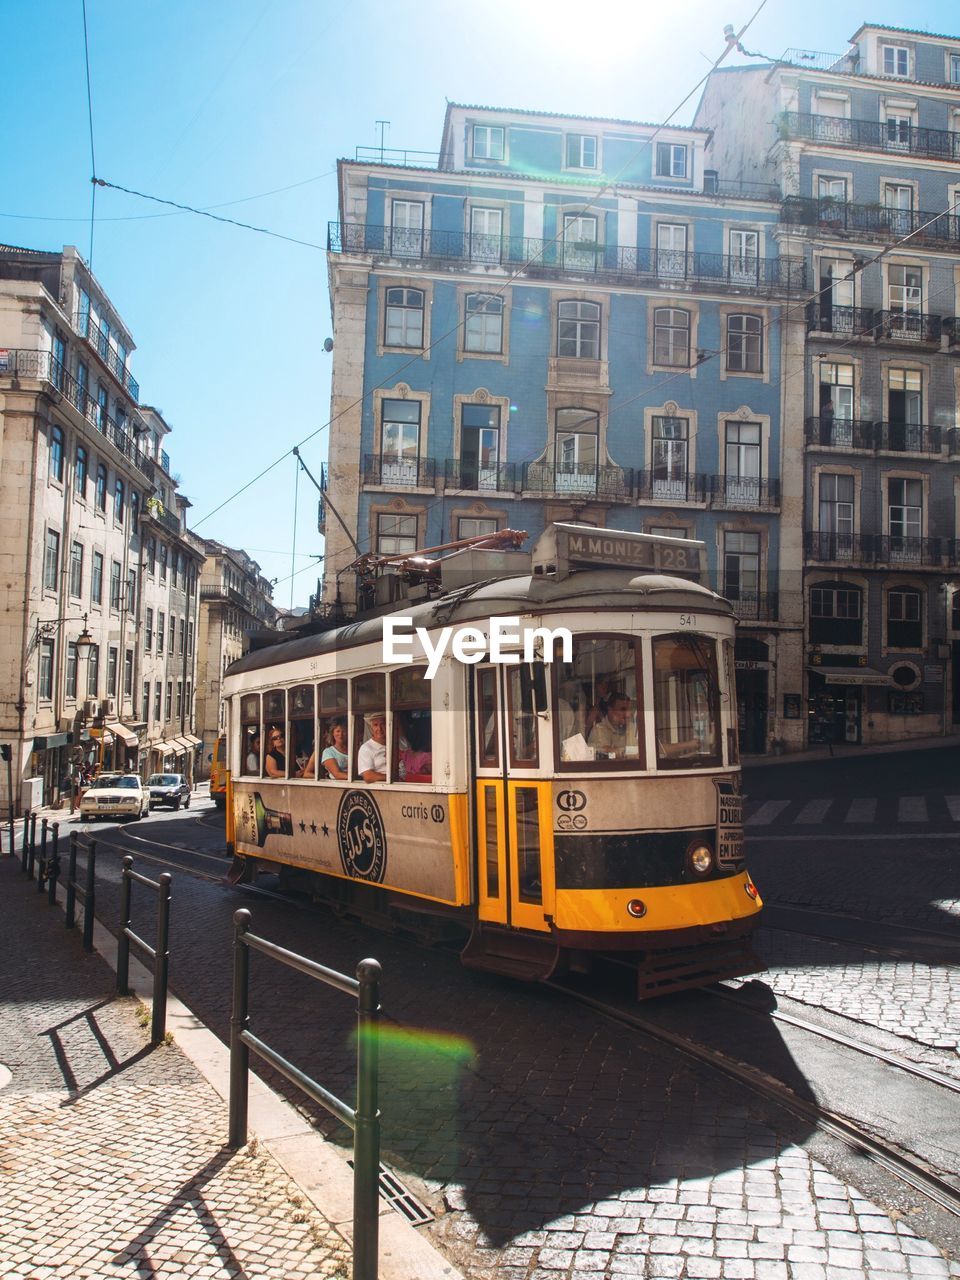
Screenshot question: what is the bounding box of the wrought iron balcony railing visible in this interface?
[805,531,944,566]
[73,311,140,401]
[443,459,520,493]
[635,471,709,504]
[329,223,807,292]
[709,475,780,510]
[779,111,960,163]
[873,310,942,343]
[362,453,436,487]
[807,303,943,343]
[874,535,944,566]
[806,302,876,337]
[1,348,154,481]
[782,196,960,249]
[804,417,878,450]
[873,422,942,454]
[522,461,634,501]
[723,591,780,622]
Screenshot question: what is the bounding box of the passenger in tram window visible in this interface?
[264,725,286,778]
[357,711,387,781]
[245,730,261,774]
[293,726,314,776]
[587,694,639,759]
[583,675,615,738]
[557,679,585,740]
[319,717,348,779]
[397,711,432,782]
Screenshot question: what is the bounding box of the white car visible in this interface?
[80,773,148,821]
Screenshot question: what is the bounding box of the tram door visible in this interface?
[473,665,554,933]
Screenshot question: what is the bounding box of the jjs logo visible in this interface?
[337,791,387,882]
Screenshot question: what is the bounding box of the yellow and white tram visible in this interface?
[221,524,762,997]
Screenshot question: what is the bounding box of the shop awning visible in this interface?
[32,732,70,751]
[807,665,894,687]
[168,736,191,754]
[106,721,139,749]
[151,739,176,757]
[89,727,115,745]
[180,733,202,749]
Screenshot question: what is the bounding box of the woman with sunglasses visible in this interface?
[265,725,286,778]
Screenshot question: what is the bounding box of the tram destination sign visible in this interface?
[533,523,706,582]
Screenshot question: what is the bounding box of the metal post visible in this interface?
[37,818,48,891]
[66,832,79,928]
[353,957,382,1280]
[21,809,30,871]
[5,747,13,858]
[117,856,133,995]
[47,822,59,905]
[151,872,172,1046]
[228,908,252,1148]
[27,812,37,875]
[82,841,96,953]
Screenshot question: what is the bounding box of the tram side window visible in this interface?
[316,679,348,780]
[353,673,387,781]
[722,639,739,766]
[477,667,499,766]
[554,636,642,767]
[240,694,260,775]
[263,688,287,779]
[289,684,315,778]
[506,666,539,767]
[653,633,721,769]
[391,667,432,782]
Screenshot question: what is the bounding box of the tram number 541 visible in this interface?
[679,613,697,627]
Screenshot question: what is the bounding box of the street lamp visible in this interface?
[25,611,93,659]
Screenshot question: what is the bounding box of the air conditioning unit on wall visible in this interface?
[102,696,117,718]
[84,699,99,719]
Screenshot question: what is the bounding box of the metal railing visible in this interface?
[806,303,876,336]
[355,145,440,167]
[724,591,780,622]
[804,418,877,450]
[873,311,942,343]
[780,50,851,72]
[804,418,943,454]
[709,475,781,509]
[73,311,140,400]
[804,531,944,566]
[229,909,382,1280]
[779,111,960,163]
[117,855,171,1047]
[362,453,436,487]
[522,461,634,500]
[443,458,520,493]
[37,820,61,904]
[329,223,807,292]
[635,471,709,504]
[873,421,942,454]
[65,832,97,952]
[782,196,960,248]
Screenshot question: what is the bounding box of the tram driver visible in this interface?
[358,711,388,782]
[587,693,639,759]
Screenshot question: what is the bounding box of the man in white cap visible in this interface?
[358,711,387,781]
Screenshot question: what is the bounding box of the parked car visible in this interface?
[146,773,191,810]
[79,774,148,821]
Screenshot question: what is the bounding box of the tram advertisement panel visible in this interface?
[232,781,464,903]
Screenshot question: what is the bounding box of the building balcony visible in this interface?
[873,421,942,454]
[779,111,960,164]
[804,417,943,455]
[199,584,249,606]
[873,310,942,344]
[782,196,960,250]
[73,311,140,401]
[362,453,436,488]
[522,462,634,502]
[0,348,155,481]
[443,459,520,493]
[709,475,780,510]
[329,222,807,293]
[142,501,182,535]
[805,531,944,567]
[806,302,875,338]
[806,303,943,344]
[804,417,878,450]
[635,471,709,504]
[724,591,780,622]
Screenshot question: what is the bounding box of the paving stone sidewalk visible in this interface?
[0,859,351,1280]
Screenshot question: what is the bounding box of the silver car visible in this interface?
[146,773,191,810]
[79,774,148,821]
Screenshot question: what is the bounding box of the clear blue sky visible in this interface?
[4,0,958,607]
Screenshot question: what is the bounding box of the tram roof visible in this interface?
[226,569,732,679]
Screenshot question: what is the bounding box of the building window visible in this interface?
[888,369,923,447]
[114,478,125,524]
[888,477,922,547]
[655,142,687,177]
[817,176,847,202]
[380,399,422,484]
[75,446,88,498]
[469,207,502,263]
[157,611,165,654]
[819,473,855,552]
[110,560,122,610]
[885,112,913,151]
[460,404,501,489]
[883,184,914,235]
[384,287,424,348]
[146,537,156,576]
[66,642,78,700]
[145,607,153,651]
[464,293,504,353]
[376,512,418,555]
[69,542,83,597]
[472,124,504,161]
[91,551,103,605]
[165,681,172,719]
[656,223,688,278]
[882,44,909,77]
[95,383,108,430]
[565,133,597,168]
[819,362,855,429]
[653,308,690,366]
[888,264,922,315]
[154,681,162,721]
[178,616,185,655]
[124,648,133,698]
[188,619,194,656]
[887,589,922,648]
[951,53,960,83]
[723,532,760,611]
[176,680,183,718]
[127,569,136,614]
[726,314,762,373]
[142,680,150,723]
[49,425,64,482]
[130,489,139,529]
[107,646,118,698]
[75,361,88,414]
[651,416,689,499]
[725,421,761,503]
[38,639,54,701]
[810,583,862,645]
[43,529,60,591]
[87,643,100,696]
[95,464,107,512]
[53,333,66,389]
[159,543,168,581]
[729,229,759,282]
[555,407,599,493]
[389,200,424,257]
[458,517,499,540]
[557,300,600,359]
[562,214,600,269]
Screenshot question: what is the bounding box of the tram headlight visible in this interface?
[687,843,714,877]
[626,899,647,919]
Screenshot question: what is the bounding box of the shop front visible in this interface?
[734,637,770,755]
[806,663,894,745]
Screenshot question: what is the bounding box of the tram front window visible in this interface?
[653,633,722,769]
[554,637,642,767]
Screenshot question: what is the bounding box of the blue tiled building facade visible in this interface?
[697,22,960,747]
[324,101,809,754]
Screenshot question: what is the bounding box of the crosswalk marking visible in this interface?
[746,800,790,827]
[845,798,876,824]
[898,796,928,823]
[795,799,832,824]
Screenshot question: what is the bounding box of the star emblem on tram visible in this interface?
[298,820,307,833]
[321,823,329,837]
[310,821,318,834]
